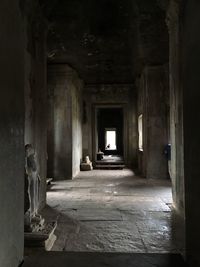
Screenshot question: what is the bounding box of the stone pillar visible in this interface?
[166,0,186,259]
[182,1,200,265]
[0,1,25,266]
[139,66,169,179]
[166,0,185,214]
[24,2,48,210]
[167,0,200,264]
[47,65,83,180]
[48,65,73,179]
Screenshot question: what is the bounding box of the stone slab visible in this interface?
[80,163,93,171]
[45,169,180,254]
[64,232,145,252]
[72,208,122,221]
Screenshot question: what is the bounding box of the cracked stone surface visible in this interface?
[41,169,183,254]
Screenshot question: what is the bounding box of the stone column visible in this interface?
[166,0,185,214]
[24,1,48,210]
[47,65,73,179]
[182,1,200,265]
[141,66,169,179]
[0,1,25,266]
[47,64,83,179]
[166,0,186,259]
[167,0,200,263]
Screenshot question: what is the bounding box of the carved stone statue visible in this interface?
[85,156,90,164]
[24,144,57,250]
[80,155,93,171]
[24,144,42,232]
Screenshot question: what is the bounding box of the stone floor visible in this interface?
[41,169,183,254]
[23,252,187,267]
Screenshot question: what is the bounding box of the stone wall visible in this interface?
[0,1,25,266]
[167,0,185,216]
[137,65,169,179]
[24,2,48,210]
[47,64,83,179]
[166,1,200,263]
[167,0,186,258]
[72,80,83,177]
[181,0,200,264]
[82,84,137,167]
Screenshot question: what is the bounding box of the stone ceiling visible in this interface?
[40,0,169,84]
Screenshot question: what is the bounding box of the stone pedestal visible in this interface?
[24,221,57,253]
[80,162,93,171]
[80,156,93,171]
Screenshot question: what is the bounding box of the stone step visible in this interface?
[95,161,124,165]
[95,164,125,170]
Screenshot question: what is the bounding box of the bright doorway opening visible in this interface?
[105,128,117,150]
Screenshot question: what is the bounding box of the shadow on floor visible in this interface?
[23,252,187,267]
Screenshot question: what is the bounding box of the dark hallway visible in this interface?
[1,0,200,267]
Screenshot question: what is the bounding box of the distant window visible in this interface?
[138,115,143,151]
[105,129,117,150]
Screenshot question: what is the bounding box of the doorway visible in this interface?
[105,128,117,150]
[97,107,124,157]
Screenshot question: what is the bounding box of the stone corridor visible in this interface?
[2,1,200,266]
[41,169,181,253]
